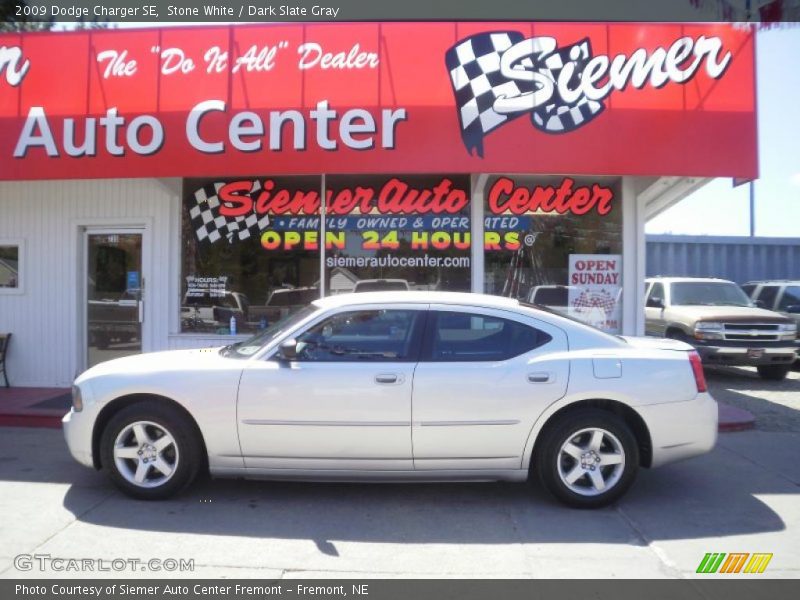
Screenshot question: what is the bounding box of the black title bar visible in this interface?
[4,0,799,24]
[5,580,800,600]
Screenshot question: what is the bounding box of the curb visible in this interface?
[718,402,756,433]
[0,414,63,429]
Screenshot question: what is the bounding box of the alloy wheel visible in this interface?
[556,427,625,496]
[113,420,180,489]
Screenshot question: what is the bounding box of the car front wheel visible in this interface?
[757,365,790,381]
[100,401,202,500]
[535,408,639,509]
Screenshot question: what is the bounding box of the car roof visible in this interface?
[645,276,735,284]
[743,280,800,285]
[355,278,407,283]
[312,291,521,310]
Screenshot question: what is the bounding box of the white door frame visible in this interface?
[76,222,153,374]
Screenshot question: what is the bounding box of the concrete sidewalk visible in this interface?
[0,424,797,579]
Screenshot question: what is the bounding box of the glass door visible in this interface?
[85,231,144,368]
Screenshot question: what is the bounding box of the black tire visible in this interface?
[757,365,790,381]
[534,408,639,509]
[96,334,109,350]
[666,329,689,342]
[99,400,202,500]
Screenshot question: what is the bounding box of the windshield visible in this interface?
[220,304,318,359]
[670,282,752,307]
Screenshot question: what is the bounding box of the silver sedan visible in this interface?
[64,291,717,508]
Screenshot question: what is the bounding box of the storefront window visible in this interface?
[182,176,321,334]
[483,175,623,333]
[323,175,471,294]
[0,244,20,290]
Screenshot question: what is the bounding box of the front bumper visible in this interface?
[637,392,718,468]
[62,409,95,469]
[693,341,798,366]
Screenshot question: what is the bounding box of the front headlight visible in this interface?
[778,323,797,333]
[694,321,724,340]
[71,385,83,412]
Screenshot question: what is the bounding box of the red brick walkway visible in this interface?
[0,387,71,428]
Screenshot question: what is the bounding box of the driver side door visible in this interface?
[236,305,427,471]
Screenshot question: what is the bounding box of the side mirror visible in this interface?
[649,297,664,309]
[786,304,800,314]
[754,299,766,309]
[277,338,298,360]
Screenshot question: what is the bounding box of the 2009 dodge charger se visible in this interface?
[64,292,717,508]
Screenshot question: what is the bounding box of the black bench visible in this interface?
[0,333,10,387]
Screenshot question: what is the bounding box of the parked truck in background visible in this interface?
[742,280,800,366]
[644,277,798,380]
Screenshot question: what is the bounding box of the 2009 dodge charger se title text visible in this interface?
[63,292,717,508]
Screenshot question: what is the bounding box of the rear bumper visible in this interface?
[638,392,718,468]
[694,342,798,366]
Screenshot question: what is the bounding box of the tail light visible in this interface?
[688,351,707,393]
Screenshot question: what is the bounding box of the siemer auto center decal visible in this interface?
[0,22,756,180]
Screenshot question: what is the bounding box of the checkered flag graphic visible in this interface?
[571,290,617,317]
[446,31,528,157]
[445,32,606,156]
[528,38,605,134]
[189,181,270,245]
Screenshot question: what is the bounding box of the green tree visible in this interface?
[1,1,55,31]
[1,0,110,31]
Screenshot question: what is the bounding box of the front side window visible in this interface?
[294,309,422,362]
[646,282,665,307]
[426,311,551,362]
[778,286,800,311]
[670,282,752,307]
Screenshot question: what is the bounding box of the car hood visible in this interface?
[76,347,228,382]
[671,306,792,323]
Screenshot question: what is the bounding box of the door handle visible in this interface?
[527,372,554,384]
[375,373,399,384]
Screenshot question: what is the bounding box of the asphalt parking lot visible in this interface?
[0,367,798,579]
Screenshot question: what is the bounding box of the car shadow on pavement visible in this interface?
[54,444,790,549]
[0,423,791,549]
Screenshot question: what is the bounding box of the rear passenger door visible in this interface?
[411,305,569,471]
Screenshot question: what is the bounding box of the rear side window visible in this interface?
[532,287,568,305]
[424,311,551,362]
[757,285,780,309]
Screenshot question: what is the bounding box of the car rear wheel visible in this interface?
[535,408,639,509]
[100,401,202,500]
[757,365,790,381]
